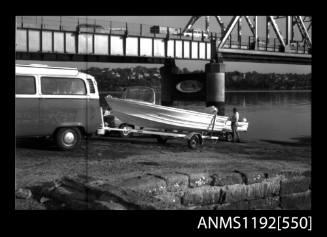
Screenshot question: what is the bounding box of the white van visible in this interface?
[15,64,102,150]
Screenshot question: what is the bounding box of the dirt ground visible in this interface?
[15,134,311,210]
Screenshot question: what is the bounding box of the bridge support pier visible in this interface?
[159,58,179,106]
[205,62,226,116]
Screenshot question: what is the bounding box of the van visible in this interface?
[15,64,102,150]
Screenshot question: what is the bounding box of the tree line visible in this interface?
[83,66,311,91]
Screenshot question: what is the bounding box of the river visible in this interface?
[100,91,311,142]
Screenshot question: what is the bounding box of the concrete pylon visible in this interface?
[159,58,179,106]
[205,62,225,115]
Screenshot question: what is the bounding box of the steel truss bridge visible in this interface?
[15,16,311,65]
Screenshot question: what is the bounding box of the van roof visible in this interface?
[16,64,80,77]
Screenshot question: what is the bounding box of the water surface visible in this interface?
[175,91,311,142]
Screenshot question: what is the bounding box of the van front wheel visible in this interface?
[56,127,81,151]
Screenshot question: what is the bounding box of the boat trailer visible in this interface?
[96,107,234,149]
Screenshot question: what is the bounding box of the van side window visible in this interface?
[87,79,95,93]
[41,77,86,95]
[15,76,36,94]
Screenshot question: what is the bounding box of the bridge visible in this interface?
[15,16,311,65]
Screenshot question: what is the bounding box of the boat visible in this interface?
[105,86,248,133]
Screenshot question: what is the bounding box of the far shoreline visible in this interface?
[99,89,312,94]
[225,89,311,93]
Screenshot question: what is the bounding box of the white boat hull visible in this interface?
[105,96,248,133]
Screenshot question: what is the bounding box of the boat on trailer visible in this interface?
[99,86,249,148]
[105,86,248,133]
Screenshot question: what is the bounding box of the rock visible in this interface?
[96,183,172,210]
[215,201,249,210]
[243,171,267,184]
[245,182,266,200]
[202,187,224,205]
[15,198,46,210]
[118,175,167,195]
[15,188,32,199]
[223,184,248,203]
[264,176,282,197]
[158,173,189,192]
[189,173,212,188]
[280,169,311,178]
[181,188,204,206]
[301,170,311,177]
[93,200,127,210]
[248,197,280,210]
[280,190,311,210]
[280,176,311,196]
[245,176,281,200]
[186,204,218,210]
[61,175,101,193]
[42,185,97,205]
[39,197,50,203]
[181,186,223,206]
[214,203,232,210]
[45,175,176,210]
[210,173,243,186]
[88,180,105,187]
[154,191,180,204]
[222,176,281,204]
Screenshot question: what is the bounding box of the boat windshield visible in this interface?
[122,86,156,104]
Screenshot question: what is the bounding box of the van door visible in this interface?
[39,77,88,136]
[15,75,40,137]
[86,78,102,134]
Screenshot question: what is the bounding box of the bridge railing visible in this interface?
[16,16,214,40]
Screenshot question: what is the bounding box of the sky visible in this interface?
[16,16,311,74]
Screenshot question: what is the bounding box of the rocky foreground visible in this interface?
[15,136,311,210]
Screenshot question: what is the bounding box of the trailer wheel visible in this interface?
[188,134,201,149]
[226,133,233,142]
[55,127,81,151]
[157,136,168,144]
[119,124,134,138]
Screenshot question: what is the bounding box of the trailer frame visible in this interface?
[98,125,225,149]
